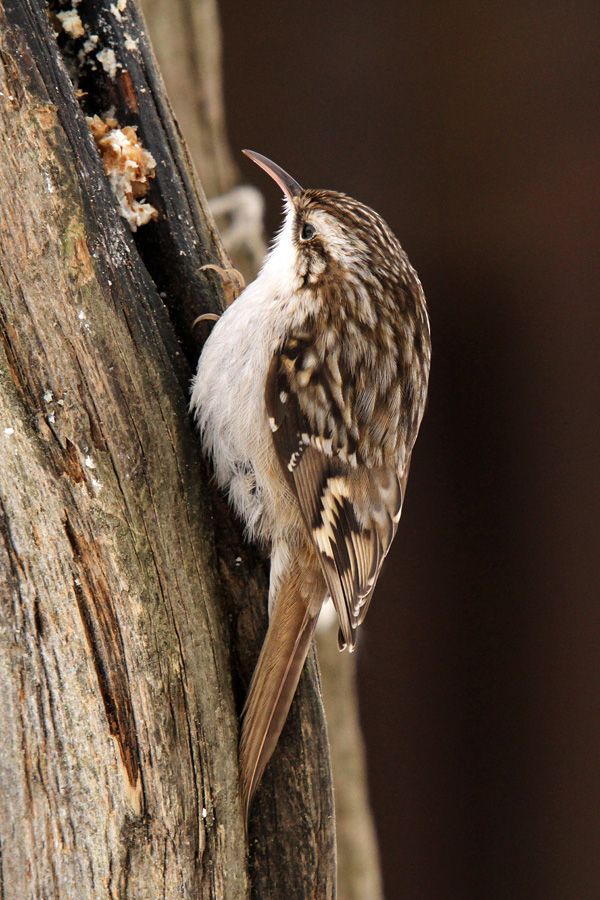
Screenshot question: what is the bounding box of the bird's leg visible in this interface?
[193,264,246,326]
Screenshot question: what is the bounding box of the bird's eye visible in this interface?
[300,222,316,241]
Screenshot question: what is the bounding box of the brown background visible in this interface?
[217,3,600,898]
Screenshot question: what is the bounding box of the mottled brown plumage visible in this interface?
[190,151,431,832]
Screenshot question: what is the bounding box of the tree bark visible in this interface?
[0,1,335,898]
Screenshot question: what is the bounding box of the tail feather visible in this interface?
[239,584,320,830]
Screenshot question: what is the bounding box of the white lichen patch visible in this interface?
[4,427,14,436]
[117,0,128,10]
[78,310,86,320]
[82,34,99,55]
[96,47,119,79]
[110,3,123,21]
[84,456,96,469]
[124,33,138,51]
[57,9,85,39]
[86,115,158,231]
[44,390,54,403]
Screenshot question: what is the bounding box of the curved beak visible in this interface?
[242,150,303,202]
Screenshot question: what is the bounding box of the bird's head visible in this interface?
[243,150,408,293]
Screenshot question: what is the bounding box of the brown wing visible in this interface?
[266,339,405,649]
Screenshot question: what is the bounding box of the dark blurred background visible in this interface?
[217,3,600,898]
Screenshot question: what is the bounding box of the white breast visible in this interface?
[190,206,308,543]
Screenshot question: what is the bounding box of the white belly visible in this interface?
[190,207,324,545]
[190,278,294,544]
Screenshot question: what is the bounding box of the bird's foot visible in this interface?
[193,265,245,328]
[203,264,245,306]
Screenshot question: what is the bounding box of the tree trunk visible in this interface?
[0,2,335,898]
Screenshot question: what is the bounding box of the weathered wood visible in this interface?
[0,1,335,898]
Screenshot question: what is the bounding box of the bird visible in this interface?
[190,150,431,830]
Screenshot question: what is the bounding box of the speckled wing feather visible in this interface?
[266,336,404,649]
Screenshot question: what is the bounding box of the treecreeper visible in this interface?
[191,150,431,831]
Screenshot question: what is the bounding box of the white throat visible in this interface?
[254,200,301,304]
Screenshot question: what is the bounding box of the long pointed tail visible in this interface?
[239,577,320,830]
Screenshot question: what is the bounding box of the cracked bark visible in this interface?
[0,1,335,898]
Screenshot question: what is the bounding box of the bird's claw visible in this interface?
[194,265,245,329]
[193,312,221,326]
[201,264,245,308]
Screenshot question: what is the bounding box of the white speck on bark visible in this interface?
[96,48,119,79]
[57,9,85,39]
